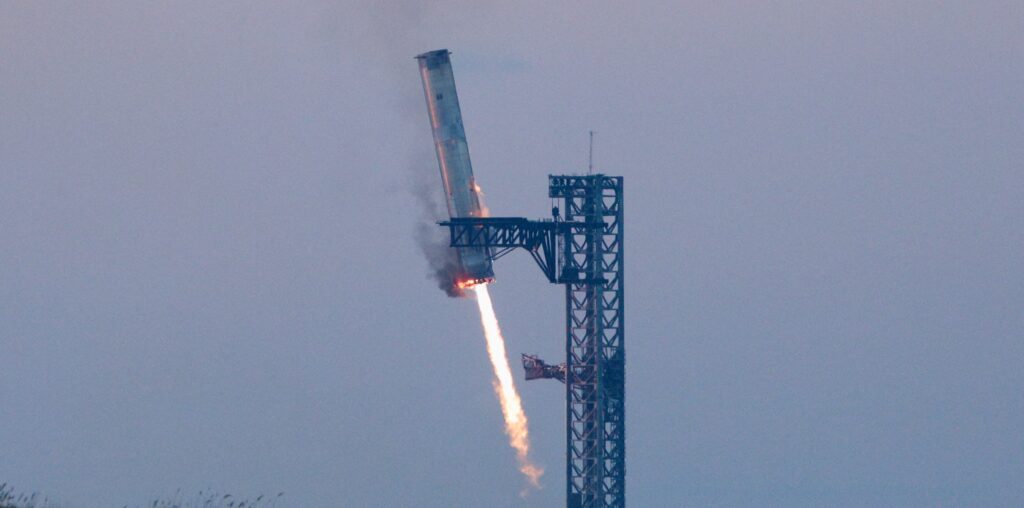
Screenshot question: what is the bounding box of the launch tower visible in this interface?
[443,174,625,507]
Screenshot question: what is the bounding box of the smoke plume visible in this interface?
[410,167,466,298]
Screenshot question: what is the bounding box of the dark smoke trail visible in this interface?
[410,167,466,298]
[352,2,465,298]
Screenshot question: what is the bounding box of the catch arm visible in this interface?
[522,354,567,383]
[439,217,561,283]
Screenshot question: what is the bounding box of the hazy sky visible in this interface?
[1,2,1021,506]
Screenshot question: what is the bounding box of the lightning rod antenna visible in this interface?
[588,130,594,174]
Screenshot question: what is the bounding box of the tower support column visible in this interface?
[550,175,624,507]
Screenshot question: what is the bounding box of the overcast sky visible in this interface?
[1,2,1022,507]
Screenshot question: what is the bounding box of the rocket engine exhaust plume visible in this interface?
[416,49,539,490]
[472,283,544,490]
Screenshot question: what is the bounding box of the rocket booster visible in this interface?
[417,49,495,286]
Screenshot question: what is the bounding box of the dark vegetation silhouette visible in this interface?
[0,484,284,508]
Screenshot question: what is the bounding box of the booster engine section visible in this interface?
[417,49,495,287]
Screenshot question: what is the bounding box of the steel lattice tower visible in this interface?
[442,174,625,507]
[552,175,625,507]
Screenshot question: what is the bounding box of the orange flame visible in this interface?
[472,283,544,491]
[472,181,490,218]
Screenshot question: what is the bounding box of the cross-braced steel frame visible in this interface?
[441,174,624,507]
[551,175,624,508]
